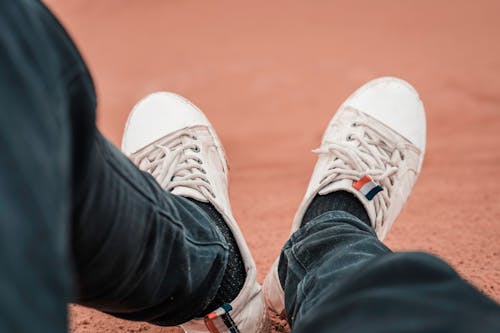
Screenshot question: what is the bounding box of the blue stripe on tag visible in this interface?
[365,185,383,200]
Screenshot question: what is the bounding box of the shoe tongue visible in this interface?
[318,179,376,227]
[172,186,209,203]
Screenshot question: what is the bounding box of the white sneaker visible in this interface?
[122,92,267,333]
[263,77,427,316]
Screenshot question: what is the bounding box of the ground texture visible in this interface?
[44,1,500,332]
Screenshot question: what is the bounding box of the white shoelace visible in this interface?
[314,121,411,227]
[133,129,216,198]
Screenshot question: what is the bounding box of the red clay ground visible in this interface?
[44,1,500,332]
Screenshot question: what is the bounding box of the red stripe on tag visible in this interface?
[353,175,372,190]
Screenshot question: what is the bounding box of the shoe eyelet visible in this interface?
[346,135,353,141]
[193,146,200,152]
[352,122,358,127]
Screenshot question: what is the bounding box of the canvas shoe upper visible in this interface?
[263,77,426,316]
[122,92,267,333]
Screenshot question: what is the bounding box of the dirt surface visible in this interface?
[44,1,500,332]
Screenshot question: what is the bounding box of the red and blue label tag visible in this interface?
[352,175,383,201]
[204,303,240,333]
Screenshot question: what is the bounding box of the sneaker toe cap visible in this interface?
[122,92,210,154]
[342,77,426,152]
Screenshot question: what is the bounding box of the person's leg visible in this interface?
[1,1,261,331]
[279,211,500,333]
[264,77,500,332]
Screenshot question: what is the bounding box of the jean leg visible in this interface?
[72,133,228,326]
[278,211,390,325]
[279,211,500,333]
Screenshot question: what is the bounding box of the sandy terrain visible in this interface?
[43,1,500,332]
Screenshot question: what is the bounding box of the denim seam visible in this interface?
[290,241,310,276]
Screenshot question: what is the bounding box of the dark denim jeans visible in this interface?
[279,211,500,333]
[0,0,227,331]
[1,1,499,333]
